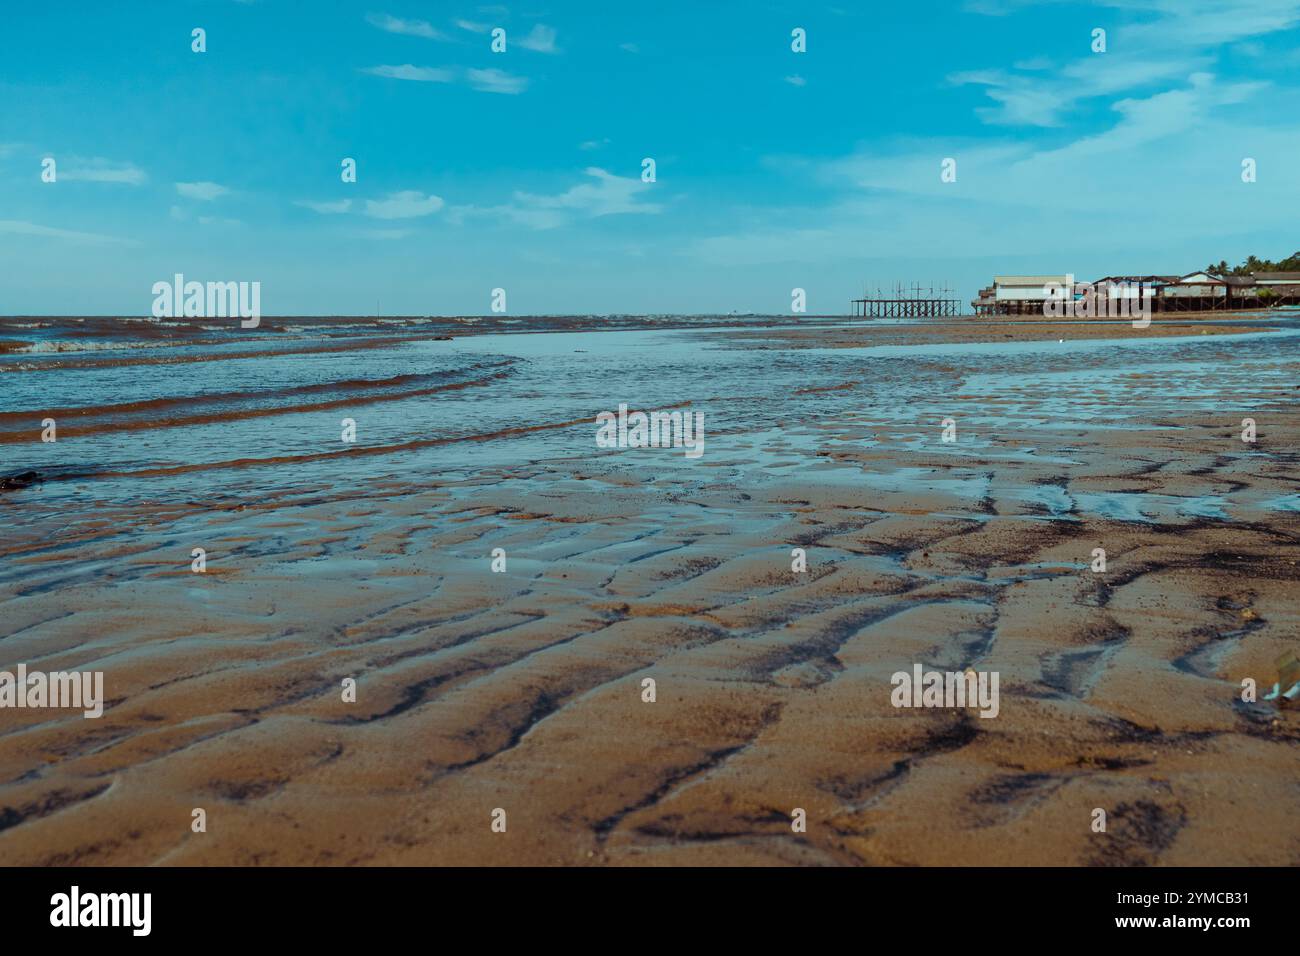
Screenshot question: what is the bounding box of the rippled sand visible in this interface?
[1,314,1297,865]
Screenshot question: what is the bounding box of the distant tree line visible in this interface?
[1204,252,1300,276]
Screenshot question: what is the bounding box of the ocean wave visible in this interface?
[0,360,518,443]
[1,338,182,354]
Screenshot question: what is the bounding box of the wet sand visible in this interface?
[1,314,1297,866]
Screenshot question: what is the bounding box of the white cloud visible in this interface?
[365,13,450,40]
[807,74,1263,215]
[175,181,229,201]
[516,24,559,53]
[1043,73,1263,158]
[361,64,526,93]
[361,64,454,83]
[1121,0,1300,47]
[59,157,146,185]
[455,18,491,33]
[0,219,136,245]
[364,190,444,219]
[454,167,662,230]
[692,73,1292,270]
[579,138,610,151]
[785,75,806,87]
[466,67,528,94]
[955,0,1300,125]
[518,167,660,216]
[295,198,353,214]
[950,57,1208,127]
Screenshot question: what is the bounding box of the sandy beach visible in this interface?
[1,312,1297,866]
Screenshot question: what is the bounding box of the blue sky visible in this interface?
[4,0,1300,315]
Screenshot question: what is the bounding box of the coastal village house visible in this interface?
[971,275,1074,315]
[971,271,1300,315]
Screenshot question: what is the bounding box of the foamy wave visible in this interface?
[5,339,175,355]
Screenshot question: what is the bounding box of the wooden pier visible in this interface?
[852,283,962,318]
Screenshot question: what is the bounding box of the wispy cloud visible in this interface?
[361,63,526,93]
[365,12,450,41]
[364,190,444,219]
[175,181,229,201]
[452,167,661,230]
[579,138,611,151]
[524,168,660,218]
[814,73,1263,206]
[0,219,136,245]
[950,57,1205,127]
[409,16,554,58]
[694,72,1283,267]
[954,0,1300,125]
[59,157,146,185]
[361,64,454,83]
[295,198,353,214]
[466,67,528,94]
[785,75,806,87]
[516,24,559,53]
[1122,0,1300,47]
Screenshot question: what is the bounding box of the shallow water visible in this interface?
[1,317,1297,523]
